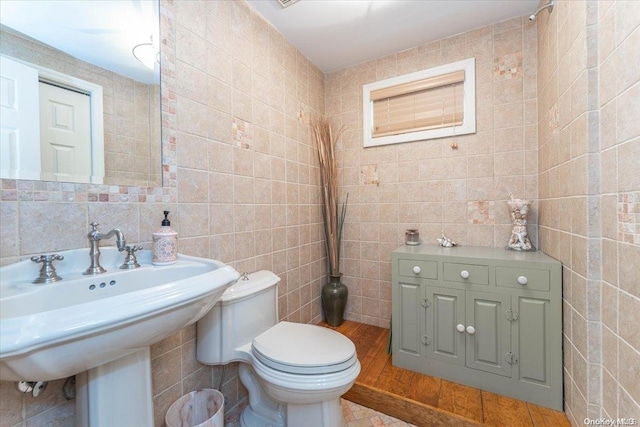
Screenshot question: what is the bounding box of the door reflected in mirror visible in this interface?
[0,0,161,187]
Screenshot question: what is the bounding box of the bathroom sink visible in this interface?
[0,248,240,381]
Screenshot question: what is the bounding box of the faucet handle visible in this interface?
[31,254,64,264]
[31,254,64,284]
[89,222,99,230]
[119,245,143,269]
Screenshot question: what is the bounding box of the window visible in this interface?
[363,58,476,147]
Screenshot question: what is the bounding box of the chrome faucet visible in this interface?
[83,222,126,275]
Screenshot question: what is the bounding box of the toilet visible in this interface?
[196,270,361,427]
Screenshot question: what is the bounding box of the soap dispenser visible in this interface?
[152,211,177,265]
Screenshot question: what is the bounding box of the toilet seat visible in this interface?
[252,322,357,375]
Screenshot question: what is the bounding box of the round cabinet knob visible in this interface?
[517,276,528,285]
[460,270,470,279]
[466,325,476,335]
[413,266,421,274]
[456,324,466,333]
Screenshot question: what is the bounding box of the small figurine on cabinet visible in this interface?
[506,194,535,251]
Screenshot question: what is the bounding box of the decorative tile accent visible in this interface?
[468,200,495,224]
[232,117,252,149]
[493,52,523,79]
[160,0,177,188]
[360,165,380,185]
[0,180,176,203]
[618,191,640,245]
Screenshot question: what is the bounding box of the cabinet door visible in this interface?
[395,281,422,358]
[424,287,466,366]
[465,291,512,377]
[514,296,551,386]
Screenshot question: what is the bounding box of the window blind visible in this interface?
[371,70,465,138]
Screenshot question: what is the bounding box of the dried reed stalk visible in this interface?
[311,117,347,277]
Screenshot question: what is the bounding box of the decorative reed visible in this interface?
[311,117,347,278]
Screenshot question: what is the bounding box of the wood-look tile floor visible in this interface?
[321,320,571,427]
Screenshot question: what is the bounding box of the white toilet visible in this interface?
[196,270,361,427]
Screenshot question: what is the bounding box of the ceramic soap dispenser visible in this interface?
[152,211,177,265]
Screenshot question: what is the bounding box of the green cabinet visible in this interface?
[392,245,562,411]
[425,287,465,366]
[465,290,512,376]
[396,281,422,357]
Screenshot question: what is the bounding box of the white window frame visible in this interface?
[363,57,476,148]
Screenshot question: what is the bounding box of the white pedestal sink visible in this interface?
[75,349,154,426]
[0,248,239,427]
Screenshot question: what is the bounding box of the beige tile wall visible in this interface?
[326,17,538,327]
[0,29,161,187]
[537,0,640,424]
[0,0,326,425]
[597,0,640,423]
[537,0,601,422]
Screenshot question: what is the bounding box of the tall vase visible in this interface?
[322,274,348,327]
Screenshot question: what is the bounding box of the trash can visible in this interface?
[165,389,224,427]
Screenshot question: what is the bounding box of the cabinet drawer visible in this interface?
[496,267,550,291]
[398,259,438,279]
[443,262,489,285]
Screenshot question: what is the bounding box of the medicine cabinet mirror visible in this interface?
[0,0,161,187]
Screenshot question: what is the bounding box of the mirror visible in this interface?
[0,0,161,187]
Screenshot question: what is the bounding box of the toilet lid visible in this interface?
[251,322,357,375]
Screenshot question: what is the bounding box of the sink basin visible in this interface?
[0,247,239,381]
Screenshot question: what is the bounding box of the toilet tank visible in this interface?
[197,270,280,365]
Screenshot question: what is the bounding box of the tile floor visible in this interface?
[342,399,417,427]
[224,399,415,427]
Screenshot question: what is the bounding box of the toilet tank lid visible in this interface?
[220,270,280,304]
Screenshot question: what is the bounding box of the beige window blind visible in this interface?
[371,70,465,138]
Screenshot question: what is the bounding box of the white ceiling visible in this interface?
[246,0,539,73]
[0,1,540,81]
